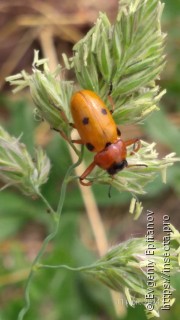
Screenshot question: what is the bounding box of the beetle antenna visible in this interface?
[108,185,112,198]
[108,82,113,96]
[128,164,148,168]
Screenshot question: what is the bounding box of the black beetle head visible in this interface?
[107,159,128,175]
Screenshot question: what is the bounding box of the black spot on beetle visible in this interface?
[101,108,107,115]
[86,143,95,151]
[82,117,89,125]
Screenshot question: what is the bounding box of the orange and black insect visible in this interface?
[70,90,145,186]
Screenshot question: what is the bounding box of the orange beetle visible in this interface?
[71,90,144,186]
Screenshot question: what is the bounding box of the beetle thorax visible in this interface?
[94,139,128,174]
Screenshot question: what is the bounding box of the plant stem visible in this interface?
[17,146,84,320]
[36,189,57,220]
[38,260,115,272]
[38,263,97,272]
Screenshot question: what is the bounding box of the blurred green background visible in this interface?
[0,1,180,319]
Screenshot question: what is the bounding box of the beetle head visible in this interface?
[94,139,127,174]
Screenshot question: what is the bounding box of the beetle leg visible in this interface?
[52,103,77,129]
[59,130,73,144]
[79,161,96,186]
[80,179,93,186]
[52,127,72,144]
[71,139,84,145]
[125,139,147,168]
[52,103,70,124]
[125,138,141,155]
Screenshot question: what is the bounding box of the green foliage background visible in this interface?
[0,0,180,319]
